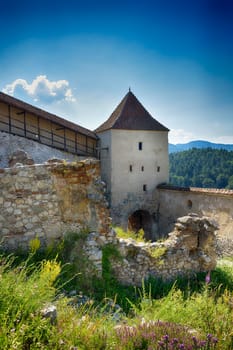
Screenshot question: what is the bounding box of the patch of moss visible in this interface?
[148,246,167,260]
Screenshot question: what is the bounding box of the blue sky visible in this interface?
[0,0,233,144]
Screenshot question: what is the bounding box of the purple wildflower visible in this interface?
[205,271,211,284]
[158,340,165,348]
[163,334,169,342]
[171,338,179,345]
[199,340,207,346]
[192,336,198,345]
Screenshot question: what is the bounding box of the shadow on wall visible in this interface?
[128,210,158,241]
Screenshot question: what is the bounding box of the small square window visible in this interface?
[143,184,147,191]
[138,142,143,150]
[157,166,160,172]
[129,165,133,172]
[141,166,144,172]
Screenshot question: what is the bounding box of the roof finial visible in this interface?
[129,86,131,92]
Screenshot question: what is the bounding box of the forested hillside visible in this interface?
[169,148,233,189]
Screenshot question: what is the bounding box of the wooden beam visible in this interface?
[23,111,26,136]
[64,128,66,150]
[37,116,41,141]
[55,126,65,131]
[8,104,11,133]
[51,121,54,146]
[75,132,78,153]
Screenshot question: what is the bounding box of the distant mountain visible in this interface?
[169,140,233,153]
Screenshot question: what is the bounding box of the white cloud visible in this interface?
[169,129,196,144]
[169,129,233,145]
[3,75,76,103]
[207,136,233,145]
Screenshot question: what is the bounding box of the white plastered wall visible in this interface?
[98,129,169,207]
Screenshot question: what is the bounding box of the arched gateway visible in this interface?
[128,210,157,241]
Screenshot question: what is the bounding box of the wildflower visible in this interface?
[199,340,207,347]
[205,271,211,284]
[192,336,197,345]
[158,340,165,349]
[171,338,179,345]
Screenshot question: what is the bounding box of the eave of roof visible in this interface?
[0,92,98,139]
[95,91,169,133]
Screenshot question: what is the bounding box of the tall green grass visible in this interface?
[0,235,232,349]
[0,253,60,349]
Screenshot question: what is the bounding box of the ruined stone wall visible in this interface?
[157,187,233,240]
[0,159,112,252]
[0,161,223,284]
[111,214,217,285]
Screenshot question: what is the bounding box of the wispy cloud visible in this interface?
[169,129,196,144]
[169,129,233,145]
[207,136,233,145]
[3,75,76,103]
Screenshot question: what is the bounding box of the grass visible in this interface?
[0,234,232,349]
[114,226,146,242]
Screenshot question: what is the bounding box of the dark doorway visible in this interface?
[128,210,152,241]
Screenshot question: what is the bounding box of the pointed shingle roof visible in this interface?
[95,91,169,133]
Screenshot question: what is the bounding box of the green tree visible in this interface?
[216,174,228,188]
[227,175,233,189]
[169,148,233,189]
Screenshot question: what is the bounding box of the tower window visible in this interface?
[141,166,144,172]
[143,184,147,191]
[157,166,160,172]
[138,142,143,150]
[129,165,133,172]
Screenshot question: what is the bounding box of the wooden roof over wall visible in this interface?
[0,92,97,139]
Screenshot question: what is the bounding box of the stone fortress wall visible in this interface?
[157,186,233,240]
[0,131,232,284]
[0,131,80,168]
[0,157,224,284]
[0,159,112,251]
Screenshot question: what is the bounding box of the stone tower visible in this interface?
[95,91,169,240]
